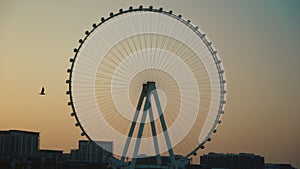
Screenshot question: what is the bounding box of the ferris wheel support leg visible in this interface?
[121,84,147,161]
[149,103,162,165]
[130,90,152,169]
[152,87,178,169]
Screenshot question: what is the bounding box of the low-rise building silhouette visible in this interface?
[265,163,297,169]
[135,154,189,166]
[200,152,264,169]
[38,149,63,161]
[38,149,64,169]
[70,140,112,163]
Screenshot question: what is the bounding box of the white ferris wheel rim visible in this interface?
[67,6,226,158]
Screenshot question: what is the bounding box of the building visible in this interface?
[38,149,63,161]
[135,154,189,165]
[38,149,64,169]
[265,163,297,169]
[70,140,113,163]
[200,152,264,169]
[0,130,39,160]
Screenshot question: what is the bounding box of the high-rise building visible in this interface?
[0,130,39,160]
[200,152,264,169]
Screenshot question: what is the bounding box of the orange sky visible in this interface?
[0,0,299,167]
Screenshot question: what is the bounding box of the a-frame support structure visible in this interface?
[113,81,179,169]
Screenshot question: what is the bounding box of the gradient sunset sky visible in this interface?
[0,0,299,167]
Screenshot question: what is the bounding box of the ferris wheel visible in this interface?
[66,5,226,169]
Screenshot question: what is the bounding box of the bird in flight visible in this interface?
[39,87,45,95]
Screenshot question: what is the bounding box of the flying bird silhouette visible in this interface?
[39,87,45,95]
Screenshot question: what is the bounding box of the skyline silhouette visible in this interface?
[0,128,297,169]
